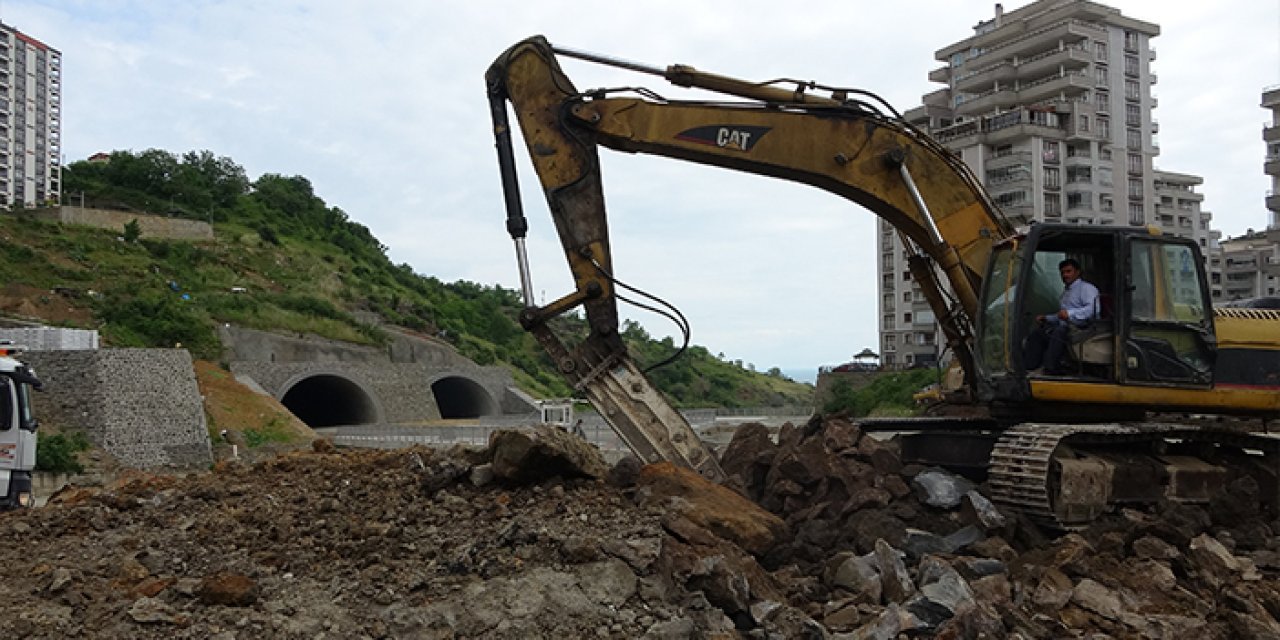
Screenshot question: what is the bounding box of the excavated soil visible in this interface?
[1,417,1279,639]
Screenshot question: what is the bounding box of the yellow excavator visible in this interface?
[485,36,1280,528]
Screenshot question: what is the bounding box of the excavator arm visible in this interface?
[485,36,1014,480]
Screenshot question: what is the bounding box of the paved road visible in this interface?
[315,412,814,462]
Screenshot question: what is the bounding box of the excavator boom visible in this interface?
[485,36,1013,478]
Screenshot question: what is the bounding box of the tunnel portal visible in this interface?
[432,376,498,419]
[280,374,379,427]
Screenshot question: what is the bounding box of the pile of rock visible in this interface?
[4,419,1280,638]
[715,414,1280,638]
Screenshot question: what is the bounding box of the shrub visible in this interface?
[823,368,940,416]
[35,431,91,474]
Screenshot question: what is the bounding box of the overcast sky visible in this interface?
[4,1,1278,378]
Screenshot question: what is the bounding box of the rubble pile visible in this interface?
[0,418,1278,638]
[717,415,1280,638]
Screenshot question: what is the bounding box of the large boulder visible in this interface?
[488,425,608,483]
[638,462,789,556]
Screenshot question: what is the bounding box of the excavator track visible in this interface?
[989,423,1280,529]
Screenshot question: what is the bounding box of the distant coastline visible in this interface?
[780,368,818,385]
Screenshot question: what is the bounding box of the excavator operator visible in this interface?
[1024,258,1099,375]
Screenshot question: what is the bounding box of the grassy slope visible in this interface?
[0,211,814,409]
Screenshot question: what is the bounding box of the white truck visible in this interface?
[0,342,42,510]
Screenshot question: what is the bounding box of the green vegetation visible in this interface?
[244,417,296,448]
[822,368,940,417]
[7,148,815,407]
[35,431,92,474]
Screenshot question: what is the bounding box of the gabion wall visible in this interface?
[25,349,213,469]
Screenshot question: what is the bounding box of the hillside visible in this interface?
[2,148,812,409]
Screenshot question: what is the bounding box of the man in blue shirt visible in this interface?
[1024,258,1100,375]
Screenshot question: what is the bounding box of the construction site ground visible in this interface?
[2,416,1280,639]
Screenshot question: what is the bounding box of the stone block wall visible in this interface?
[33,206,214,241]
[25,349,212,469]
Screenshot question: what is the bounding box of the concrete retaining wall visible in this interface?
[222,325,535,419]
[25,349,212,469]
[30,206,214,241]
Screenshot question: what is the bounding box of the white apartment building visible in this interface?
[1213,87,1280,303]
[0,23,61,208]
[879,0,1216,367]
[1266,86,1280,232]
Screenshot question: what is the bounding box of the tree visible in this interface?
[123,219,141,243]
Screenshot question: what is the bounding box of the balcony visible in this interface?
[954,60,1016,93]
[1267,155,1280,176]
[1267,191,1280,211]
[1264,85,1280,108]
[922,87,950,108]
[985,149,1033,165]
[928,66,950,83]
[962,19,1105,70]
[1225,259,1259,273]
[1265,124,1280,143]
[998,204,1034,224]
[954,87,1018,116]
[1016,71,1091,105]
[1017,45,1091,79]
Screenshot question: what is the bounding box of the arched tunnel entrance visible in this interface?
[432,376,498,419]
[280,374,379,428]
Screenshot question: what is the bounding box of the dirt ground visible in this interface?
[2,417,1280,639]
[0,283,96,327]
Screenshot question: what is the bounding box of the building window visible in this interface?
[994,190,1029,207]
[885,334,897,348]
[1127,153,1144,174]
[1125,102,1141,127]
[1067,191,1090,210]
[902,291,912,302]
[882,274,894,289]
[1098,115,1111,138]
[1095,40,1108,60]
[1043,166,1061,189]
[1124,31,1140,52]
[1078,115,1089,133]
[882,253,894,269]
[903,271,912,281]
[883,293,894,308]
[1066,143,1091,159]
[1095,65,1109,86]
[1100,195,1114,212]
[1126,128,1142,150]
[1095,89,1110,111]
[903,312,912,324]
[1042,140,1060,164]
[1128,177,1144,199]
[1098,167,1114,187]
[1124,54,1140,77]
[1044,194,1062,216]
[1129,202,1144,225]
[1067,167,1092,184]
[883,314,894,328]
[1125,79,1140,101]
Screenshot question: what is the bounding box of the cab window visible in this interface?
[1125,241,1213,383]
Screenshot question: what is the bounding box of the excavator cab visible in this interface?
[974,224,1217,421]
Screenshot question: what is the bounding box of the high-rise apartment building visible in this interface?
[0,23,61,208]
[1265,85,1280,231]
[1212,85,1280,303]
[879,0,1215,367]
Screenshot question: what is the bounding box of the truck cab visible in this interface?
[0,343,42,510]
